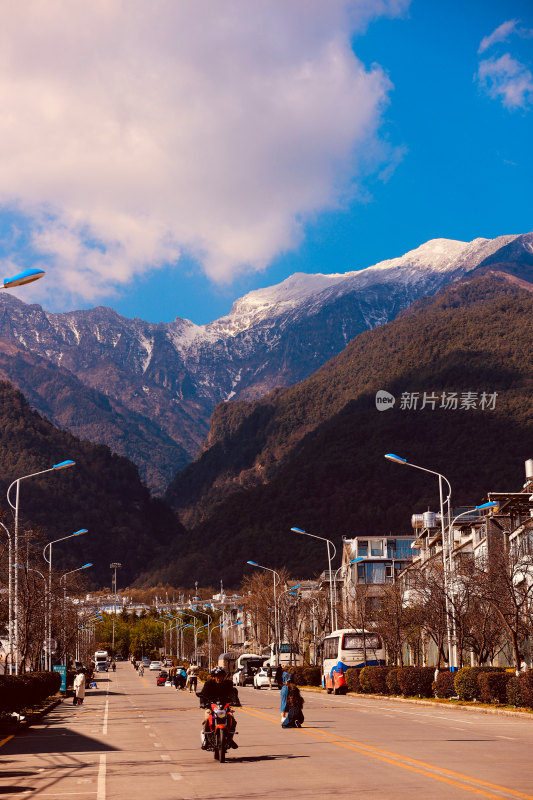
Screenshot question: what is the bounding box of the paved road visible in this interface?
[1,663,532,799]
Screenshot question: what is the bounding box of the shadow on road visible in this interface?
[229,754,309,763]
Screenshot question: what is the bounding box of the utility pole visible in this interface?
[110,563,122,653]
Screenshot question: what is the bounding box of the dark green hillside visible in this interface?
[156,275,533,586]
[0,381,186,585]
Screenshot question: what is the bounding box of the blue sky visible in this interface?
[0,0,532,325]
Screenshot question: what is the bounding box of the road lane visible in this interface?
[0,664,532,800]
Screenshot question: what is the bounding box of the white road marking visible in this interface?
[153,742,162,748]
[97,754,106,800]
[170,773,182,781]
[160,754,171,760]
[102,699,109,735]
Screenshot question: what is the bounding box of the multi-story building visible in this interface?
[339,533,418,625]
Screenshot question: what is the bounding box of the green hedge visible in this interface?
[386,668,401,695]
[397,667,435,698]
[434,671,455,698]
[478,672,512,704]
[518,671,533,708]
[0,672,61,714]
[506,676,522,706]
[345,668,360,693]
[454,667,505,702]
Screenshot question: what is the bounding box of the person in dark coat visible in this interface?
[275,664,283,689]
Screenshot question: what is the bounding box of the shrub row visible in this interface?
[334,665,533,707]
[0,671,61,714]
[285,666,321,687]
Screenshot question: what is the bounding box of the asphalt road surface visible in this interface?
[1,663,532,800]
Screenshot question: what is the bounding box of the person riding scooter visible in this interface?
[198,666,241,749]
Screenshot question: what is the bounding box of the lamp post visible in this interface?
[246,561,280,664]
[43,528,87,671]
[8,459,76,674]
[60,564,92,667]
[445,501,499,669]
[384,453,454,668]
[334,558,364,630]
[191,608,212,669]
[291,527,337,633]
[16,564,46,670]
[0,522,13,673]
[110,563,122,654]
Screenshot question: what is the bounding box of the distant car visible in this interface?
[253,666,278,689]
[163,659,173,667]
[234,658,264,686]
[156,671,169,686]
[96,663,108,672]
[115,655,123,661]
[149,660,162,671]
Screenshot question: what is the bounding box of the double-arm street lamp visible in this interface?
[7,459,76,674]
[384,453,454,667]
[290,527,337,633]
[334,558,364,630]
[43,528,88,670]
[246,561,280,664]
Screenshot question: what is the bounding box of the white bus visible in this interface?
[266,642,303,667]
[321,629,385,692]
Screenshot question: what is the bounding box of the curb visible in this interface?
[300,686,533,719]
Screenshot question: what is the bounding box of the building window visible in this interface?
[358,540,368,557]
[371,540,384,557]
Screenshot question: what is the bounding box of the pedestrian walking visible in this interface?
[266,662,273,690]
[187,663,199,693]
[73,669,86,706]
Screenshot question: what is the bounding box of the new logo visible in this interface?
[375,390,395,411]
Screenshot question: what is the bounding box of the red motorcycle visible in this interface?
[204,701,235,762]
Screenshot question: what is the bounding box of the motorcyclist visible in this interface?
[198,666,241,750]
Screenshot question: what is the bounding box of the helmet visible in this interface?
[212,666,226,678]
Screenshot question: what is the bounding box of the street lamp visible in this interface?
[290,527,337,633]
[0,522,13,673]
[246,561,280,664]
[445,501,499,668]
[334,558,363,630]
[384,453,453,667]
[16,564,46,670]
[60,564,92,667]
[8,459,76,674]
[43,529,88,671]
[191,608,212,669]
[110,563,122,653]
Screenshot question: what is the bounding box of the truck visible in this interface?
[94,650,109,671]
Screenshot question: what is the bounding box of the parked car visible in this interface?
[96,662,108,672]
[253,665,278,689]
[156,671,169,686]
[149,660,162,671]
[233,657,265,687]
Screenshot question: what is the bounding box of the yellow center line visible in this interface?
[0,734,14,748]
[240,706,533,800]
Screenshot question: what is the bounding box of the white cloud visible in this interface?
[0,0,409,306]
[477,53,533,110]
[478,20,519,54]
